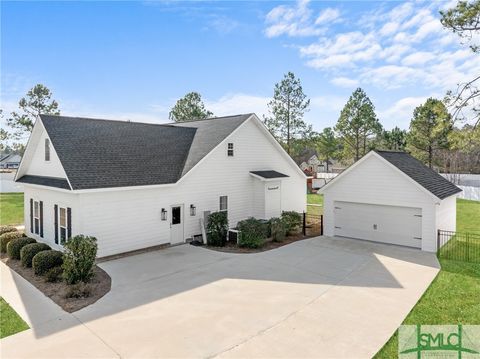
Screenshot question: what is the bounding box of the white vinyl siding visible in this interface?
[18,122,68,179]
[22,117,306,257]
[322,154,439,252]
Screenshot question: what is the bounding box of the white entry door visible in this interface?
[265,181,282,218]
[170,204,184,244]
[333,201,422,248]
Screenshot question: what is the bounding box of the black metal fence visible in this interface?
[303,213,323,237]
[437,230,480,263]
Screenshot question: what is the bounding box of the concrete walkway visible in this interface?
[1,236,440,358]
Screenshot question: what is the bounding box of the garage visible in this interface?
[320,150,462,252]
[333,201,422,248]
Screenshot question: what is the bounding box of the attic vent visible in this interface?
[45,138,50,161]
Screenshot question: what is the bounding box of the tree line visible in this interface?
[2,0,479,174]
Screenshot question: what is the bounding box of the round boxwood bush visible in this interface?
[207,211,229,247]
[270,217,286,242]
[20,242,51,267]
[0,231,25,253]
[237,217,267,249]
[281,211,302,235]
[0,225,18,236]
[6,237,36,259]
[32,250,64,276]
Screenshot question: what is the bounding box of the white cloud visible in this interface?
[401,51,436,66]
[378,96,433,129]
[330,77,359,88]
[315,8,340,25]
[205,93,269,118]
[265,0,340,38]
[270,1,479,92]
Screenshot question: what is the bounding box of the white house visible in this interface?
[15,113,306,257]
[320,150,461,252]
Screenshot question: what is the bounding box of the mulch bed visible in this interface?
[1,254,111,313]
[204,232,314,253]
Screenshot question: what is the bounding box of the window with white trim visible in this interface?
[45,138,50,161]
[34,200,40,234]
[227,143,234,157]
[219,196,228,211]
[59,207,67,243]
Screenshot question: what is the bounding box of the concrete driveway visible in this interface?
[1,236,439,358]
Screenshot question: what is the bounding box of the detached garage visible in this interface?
[320,150,462,252]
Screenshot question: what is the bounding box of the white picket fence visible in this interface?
[457,186,480,201]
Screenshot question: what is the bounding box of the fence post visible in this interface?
[320,215,323,236]
[303,211,306,236]
[437,229,440,254]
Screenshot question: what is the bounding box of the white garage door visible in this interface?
[334,201,422,248]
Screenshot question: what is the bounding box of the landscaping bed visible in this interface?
[0,227,111,313]
[1,254,111,313]
[202,211,312,253]
[205,232,309,253]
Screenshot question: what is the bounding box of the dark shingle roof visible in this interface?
[250,170,289,179]
[375,150,462,199]
[16,175,71,190]
[38,114,252,190]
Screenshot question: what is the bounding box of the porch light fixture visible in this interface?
[161,208,167,221]
[190,204,196,216]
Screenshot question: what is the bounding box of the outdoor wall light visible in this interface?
[161,208,167,221]
[190,204,196,216]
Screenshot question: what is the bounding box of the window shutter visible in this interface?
[54,205,58,244]
[30,199,33,233]
[67,207,72,239]
[39,201,44,238]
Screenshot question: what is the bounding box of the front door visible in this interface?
[170,205,184,244]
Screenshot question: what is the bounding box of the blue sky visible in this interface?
[1,0,478,134]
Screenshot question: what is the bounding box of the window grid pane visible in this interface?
[220,196,228,211]
[60,208,66,227]
[34,201,39,217]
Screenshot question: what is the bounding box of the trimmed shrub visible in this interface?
[0,226,17,236]
[45,266,63,283]
[20,243,51,267]
[65,282,91,299]
[0,231,25,253]
[207,211,229,247]
[32,250,64,275]
[62,235,98,285]
[237,217,267,249]
[6,237,36,260]
[270,217,286,242]
[281,211,302,235]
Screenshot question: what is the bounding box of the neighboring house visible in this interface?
[320,150,462,252]
[0,154,22,169]
[15,113,306,257]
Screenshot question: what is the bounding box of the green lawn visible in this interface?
[375,198,480,358]
[0,193,24,226]
[0,297,29,339]
[307,194,323,215]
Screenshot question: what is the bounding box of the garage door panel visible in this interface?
[334,201,422,248]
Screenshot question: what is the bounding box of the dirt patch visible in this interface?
[1,255,111,313]
[204,233,314,253]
